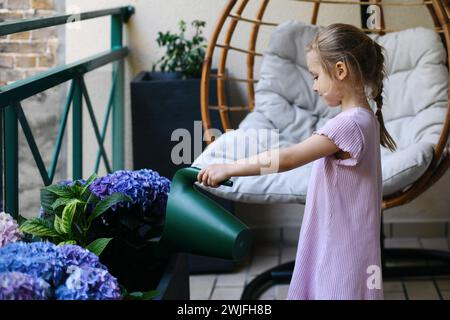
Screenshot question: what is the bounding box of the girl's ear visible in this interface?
[335,61,348,80]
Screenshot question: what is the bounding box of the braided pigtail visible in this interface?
[373,42,397,152]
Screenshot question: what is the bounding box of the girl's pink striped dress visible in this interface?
[287,107,384,300]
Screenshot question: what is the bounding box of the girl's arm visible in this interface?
[197,134,341,187]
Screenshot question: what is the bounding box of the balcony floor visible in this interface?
[189,237,450,300]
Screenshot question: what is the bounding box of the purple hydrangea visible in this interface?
[58,244,107,271]
[0,271,52,300]
[55,265,121,300]
[0,211,23,248]
[89,169,171,215]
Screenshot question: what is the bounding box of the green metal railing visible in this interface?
[0,6,135,219]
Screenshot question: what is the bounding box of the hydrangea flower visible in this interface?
[89,169,171,216]
[0,241,65,286]
[58,244,107,271]
[0,242,122,300]
[0,211,23,248]
[0,271,52,300]
[55,265,121,300]
[0,242,113,287]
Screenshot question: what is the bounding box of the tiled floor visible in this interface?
[189,237,450,300]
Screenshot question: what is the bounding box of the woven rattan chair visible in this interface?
[198,0,450,299]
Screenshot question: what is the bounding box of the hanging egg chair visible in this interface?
[194,0,450,299]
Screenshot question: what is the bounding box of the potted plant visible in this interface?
[16,169,189,299]
[150,20,206,80]
[19,174,131,254]
[131,19,225,180]
[82,169,175,295]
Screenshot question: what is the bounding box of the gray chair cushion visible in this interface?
[192,21,448,203]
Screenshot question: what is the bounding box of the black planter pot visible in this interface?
[146,71,183,80]
[101,240,189,300]
[89,207,189,299]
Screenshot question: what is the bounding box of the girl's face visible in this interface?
[306,50,343,107]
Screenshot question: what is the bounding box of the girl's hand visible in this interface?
[197,164,231,188]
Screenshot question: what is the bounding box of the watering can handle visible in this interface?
[189,167,233,187]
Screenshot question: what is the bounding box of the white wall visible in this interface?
[65,0,448,227]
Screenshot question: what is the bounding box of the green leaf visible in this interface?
[124,290,159,300]
[71,184,82,197]
[54,215,64,234]
[51,197,74,210]
[85,238,112,256]
[45,184,75,198]
[58,240,77,246]
[61,200,79,234]
[20,218,60,238]
[16,214,28,225]
[80,190,91,203]
[81,173,98,196]
[86,192,99,205]
[73,223,84,237]
[40,188,59,216]
[88,193,132,223]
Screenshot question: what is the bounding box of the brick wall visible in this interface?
[0,0,58,85]
[0,0,65,218]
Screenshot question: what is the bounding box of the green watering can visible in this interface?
[159,167,252,261]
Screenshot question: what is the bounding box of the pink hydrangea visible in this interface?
[0,212,23,248]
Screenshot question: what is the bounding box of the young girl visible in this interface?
[197,23,396,300]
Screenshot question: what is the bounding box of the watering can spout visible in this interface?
[159,167,252,261]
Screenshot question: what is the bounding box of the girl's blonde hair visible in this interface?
[307,23,397,152]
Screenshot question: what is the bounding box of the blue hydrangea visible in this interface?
[55,265,121,300]
[0,242,122,300]
[89,169,171,215]
[0,242,65,286]
[0,271,52,300]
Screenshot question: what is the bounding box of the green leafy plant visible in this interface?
[152,20,207,79]
[19,173,132,256]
